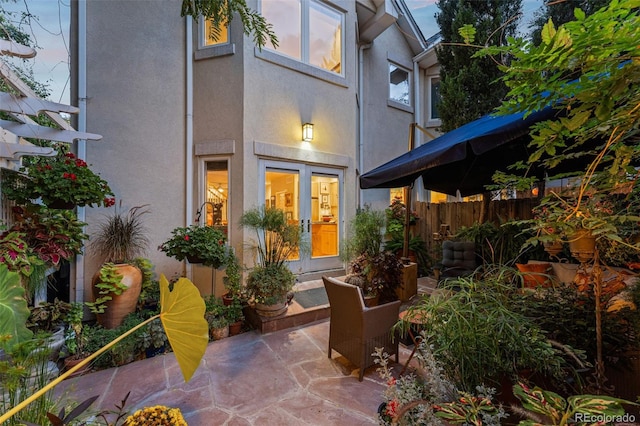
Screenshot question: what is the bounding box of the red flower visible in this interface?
[386,399,399,417]
[218,239,224,245]
[103,197,116,207]
[387,377,396,386]
[184,235,190,241]
[75,159,87,167]
[70,173,77,181]
[64,152,76,159]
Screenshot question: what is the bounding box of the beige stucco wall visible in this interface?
[73,0,428,300]
[77,0,187,298]
[359,16,418,212]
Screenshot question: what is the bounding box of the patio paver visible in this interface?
[54,320,408,425]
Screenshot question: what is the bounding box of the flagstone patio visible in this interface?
[54,320,421,425]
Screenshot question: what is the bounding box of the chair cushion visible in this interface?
[441,241,476,270]
[516,262,553,288]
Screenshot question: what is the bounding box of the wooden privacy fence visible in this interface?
[413,198,539,258]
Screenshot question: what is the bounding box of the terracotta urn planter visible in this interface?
[92,263,142,329]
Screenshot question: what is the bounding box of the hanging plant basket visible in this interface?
[568,229,596,263]
[186,255,205,264]
[47,199,76,210]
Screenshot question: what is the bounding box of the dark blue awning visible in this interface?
[360,107,560,196]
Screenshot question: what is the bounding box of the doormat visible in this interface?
[294,287,329,309]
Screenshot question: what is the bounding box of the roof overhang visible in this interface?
[356,0,398,43]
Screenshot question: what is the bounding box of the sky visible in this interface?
[1,0,71,104]
[1,0,542,105]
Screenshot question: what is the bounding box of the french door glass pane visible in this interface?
[266,169,300,261]
[311,175,339,258]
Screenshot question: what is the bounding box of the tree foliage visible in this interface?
[528,0,610,46]
[435,0,522,131]
[180,0,277,49]
[482,0,640,186]
[480,0,640,251]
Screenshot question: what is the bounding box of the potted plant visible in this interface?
[226,299,245,336]
[27,298,71,360]
[159,224,232,268]
[89,204,151,329]
[222,251,244,305]
[1,143,115,209]
[140,317,168,358]
[204,295,230,340]
[63,302,91,377]
[239,206,301,317]
[342,205,403,305]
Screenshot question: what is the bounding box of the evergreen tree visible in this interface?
[435,0,522,132]
[528,0,610,46]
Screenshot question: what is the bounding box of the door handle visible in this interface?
[307,219,310,233]
[301,219,305,233]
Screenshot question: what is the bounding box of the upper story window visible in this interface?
[202,18,229,46]
[261,0,344,75]
[389,62,410,106]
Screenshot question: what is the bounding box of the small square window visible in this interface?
[203,18,229,46]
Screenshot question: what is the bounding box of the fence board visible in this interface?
[414,199,538,259]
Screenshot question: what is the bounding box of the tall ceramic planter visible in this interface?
[92,263,142,329]
[568,229,596,263]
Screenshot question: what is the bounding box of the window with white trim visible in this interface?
[261,0,344,75]
[389,62,411,106]
[201,18,229,47]
[430,77,441,120]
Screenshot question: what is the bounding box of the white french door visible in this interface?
[260,160,343,274]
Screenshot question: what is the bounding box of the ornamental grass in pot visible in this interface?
[239,206,302,317]
[342,205,403,305]
[89,204,151,329]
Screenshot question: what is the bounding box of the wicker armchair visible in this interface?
[322,276,401,381]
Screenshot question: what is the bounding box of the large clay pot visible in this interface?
[568,229,596,263]
[255,297,288,317]
[92,263,142,329]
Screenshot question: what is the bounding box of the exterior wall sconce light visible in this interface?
[302,123,314,142]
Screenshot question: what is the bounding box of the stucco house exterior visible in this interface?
[70,0,442,301]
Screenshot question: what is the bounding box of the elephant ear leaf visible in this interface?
[159,274,209,382]
[0,264,33,347]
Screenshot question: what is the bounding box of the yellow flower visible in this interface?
[124,405,187,425]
